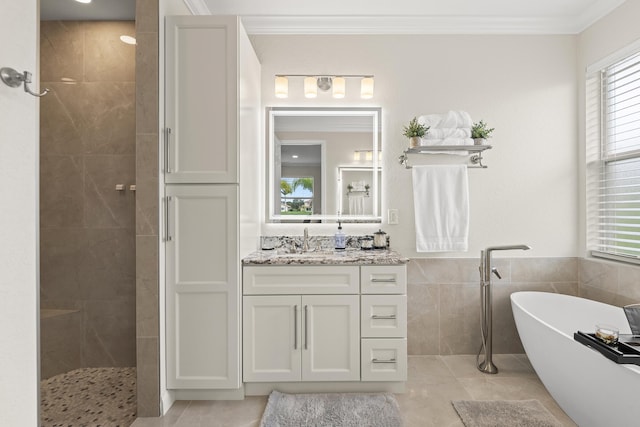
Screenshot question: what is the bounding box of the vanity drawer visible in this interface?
[361,295,407,338]
[361,339,407,382]
[243,266,359,295]
[360,265,406,294]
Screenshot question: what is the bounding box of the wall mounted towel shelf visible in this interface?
[398,145,492,169]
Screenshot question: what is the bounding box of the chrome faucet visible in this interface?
[303,228,309,252]
[478,244,531,374]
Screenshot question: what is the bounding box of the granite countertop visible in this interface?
[242,248,409,266]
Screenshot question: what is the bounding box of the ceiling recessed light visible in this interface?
[120,35,136,45]
[75,0,92,3]
[291,155,299,159]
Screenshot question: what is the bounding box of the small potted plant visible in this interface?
[471,120,495,145]
[403,117,429,148]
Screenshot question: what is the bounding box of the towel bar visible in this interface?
[398,145,492,169]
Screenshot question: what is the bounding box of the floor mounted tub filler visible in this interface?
[511,291,640,427]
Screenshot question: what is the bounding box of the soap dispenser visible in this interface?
[335,221,346,250]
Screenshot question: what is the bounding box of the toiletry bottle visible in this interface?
[335,221,346,250]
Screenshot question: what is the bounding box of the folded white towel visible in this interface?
[412,165,469,252]
[418,111,473,129]
[422,128,471,139]
[418,137,473,155]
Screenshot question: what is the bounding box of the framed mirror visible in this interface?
[267,107,382,223]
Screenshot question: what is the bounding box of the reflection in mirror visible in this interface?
[267,107,381,223]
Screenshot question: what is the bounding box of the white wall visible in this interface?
[255,34,578,258]
[0,0,40,424]
[577,1,640,257]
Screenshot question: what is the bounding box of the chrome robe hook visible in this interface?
[1,67,49,97]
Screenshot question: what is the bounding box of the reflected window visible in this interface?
[280,177,314,215]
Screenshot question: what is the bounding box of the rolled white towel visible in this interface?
[423,128,471,139]
[418,110,473,129]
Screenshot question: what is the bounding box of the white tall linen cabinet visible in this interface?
[164,15,261,391]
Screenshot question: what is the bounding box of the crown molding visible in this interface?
[183,0,211,16]
[241,15,584,35]
[184,0,628,35]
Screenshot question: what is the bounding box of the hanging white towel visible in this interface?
[412,165,469,252]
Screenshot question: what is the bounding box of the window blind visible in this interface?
[592,50,640,261]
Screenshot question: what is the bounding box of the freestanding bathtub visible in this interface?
[511,291,640,427]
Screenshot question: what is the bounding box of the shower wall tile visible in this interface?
[135,32,159,134]
[84,154,136,228]
[40,227,85,303]
[40,311,82,379]
[40,20,137,378]
[136,337,160,417]
[40,21,84,82]
[511,257,578,283]
[136,134,159,236]
[136,0,160,416]
[136,236,159,338]
[79,228,136,301]
[136,0,159,33]
[50,82,136,155]
[40,85,83,156]
[40,155,83,228]
[84,21,136,83]
[82,298,136,367]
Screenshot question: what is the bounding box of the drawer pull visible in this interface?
[371,278,396,283]
[372,358,397,364]
[372,314,396,320]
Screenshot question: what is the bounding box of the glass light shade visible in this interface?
[353,151,361,161]
[275,76,288,98]
[361,77,374,99]
[365,151,373,161]
[304,77,317,98]
[332,77,346,98]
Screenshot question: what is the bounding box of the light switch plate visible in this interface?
[388,209,399,225]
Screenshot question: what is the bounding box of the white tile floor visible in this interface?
[132,354,577,427]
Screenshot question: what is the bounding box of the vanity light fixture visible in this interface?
[275,76,288,98]
[304,77,317,98]
[361,77,374,99]
[354,150,382,162]
[274,74,374,99]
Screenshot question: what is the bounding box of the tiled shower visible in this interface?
[39,21,136,379]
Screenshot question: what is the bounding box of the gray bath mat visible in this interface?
[452,399,562,427]
[260,390,403,427]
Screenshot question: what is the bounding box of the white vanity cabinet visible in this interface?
[242,266,360,383]
[360,266,408,382]
[243,294,360,382]
[165,185,239,389]
[165,15,254,183]
[164,14,261,393]
[242,263,407,390]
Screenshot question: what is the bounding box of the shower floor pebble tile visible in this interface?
[41,367,137,427]
[132,355,577,427]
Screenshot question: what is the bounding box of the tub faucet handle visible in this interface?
[491,267,502,280]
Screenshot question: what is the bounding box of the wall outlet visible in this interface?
[388,209,399,225]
